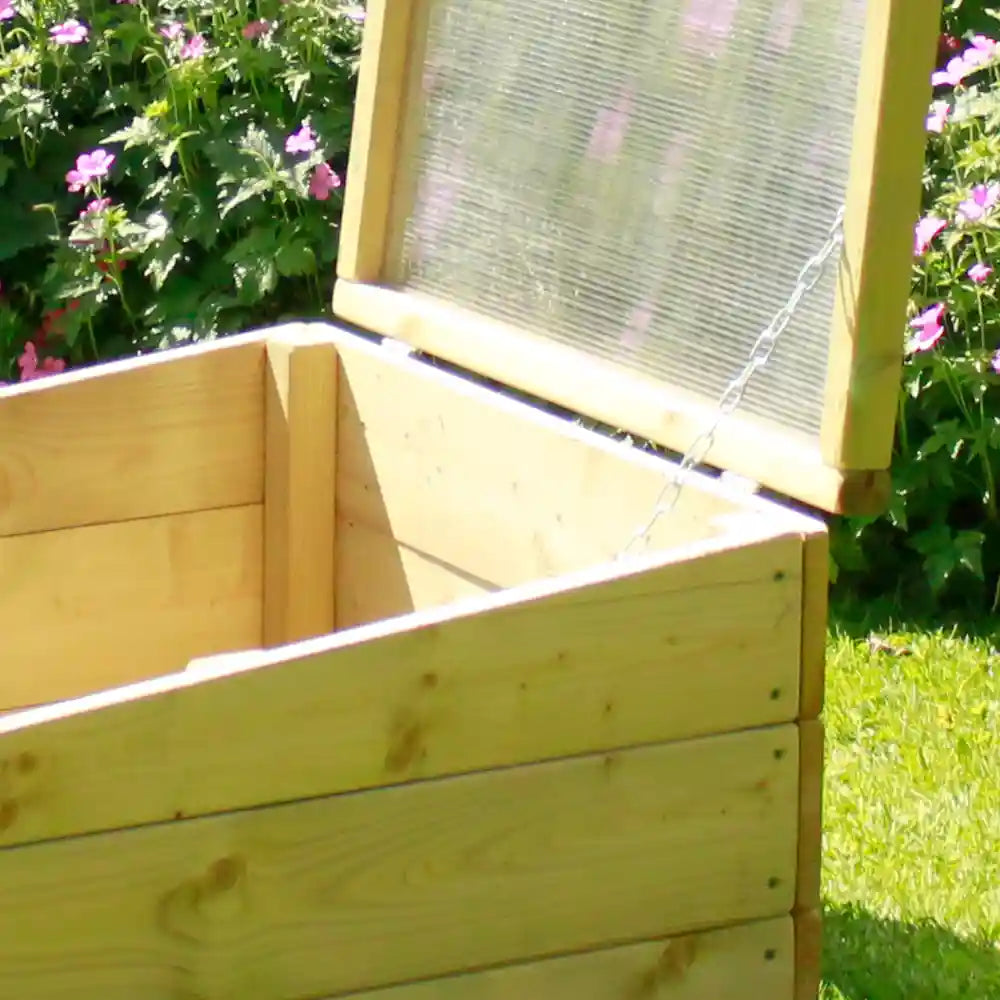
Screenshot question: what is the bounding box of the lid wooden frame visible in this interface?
[332,0,940,516]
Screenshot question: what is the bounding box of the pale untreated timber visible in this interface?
[333,280,887,516]
[336,517,495,629]
[381,0,433,284]
[264,331,337,646]
[796,720,825,914]
[0,334,265,537]
[795,909,823,1000]
[337,0,416,282]
[332,316,802,596]
[0,728,798,1000]
[800,525,829,720]
[0,505,263,710]
[332,917,794,1000]
[820,0,940,469]
[0,529,801,846]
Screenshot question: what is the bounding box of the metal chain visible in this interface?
[619,205,846,558]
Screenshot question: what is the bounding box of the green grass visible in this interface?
[819,613,1000,999]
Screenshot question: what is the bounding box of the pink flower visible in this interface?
[907,303,947,354]
[308,162,341,200]
[242,18,271,38]
[932,55,969,87]
[926,100,950,133]
[991,348,1000,374]
[49,18,88,44]
[65,148,115,192]
[970,34,1000,57]
[285,123,316,154]
[932,38,1000,87]
[17,342,66,382]
[18,341,38,380]
[969,263,993,283]
[159,22,184,39]
[0,0,16,21]
[958,183,1000,224]
[80,197,111,217]
[914,215,947,256]
[179,33,206,59]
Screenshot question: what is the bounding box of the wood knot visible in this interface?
[207,855,245,892]
[627,936,699,997]
[385,710,426,773]
[16,752,38,774]
[156,854,248,943]
[0,799,18,831]
[658,935,698,981]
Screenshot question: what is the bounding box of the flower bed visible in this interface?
[832,22,1000,611]
[0,0,364,383]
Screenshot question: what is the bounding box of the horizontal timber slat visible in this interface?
[332,281,890,516]
[333,319,804,591]
[0,529,801,846]
[0,505,263,710]
[336,517,497,629]
[329,916,794,1000]
[0,334,265,537]
[0,727,799,1000]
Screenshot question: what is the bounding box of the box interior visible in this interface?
[0,323,814,713]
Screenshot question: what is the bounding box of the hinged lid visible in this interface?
[332,0,940,516]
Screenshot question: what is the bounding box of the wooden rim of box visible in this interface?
[332,0,941,516]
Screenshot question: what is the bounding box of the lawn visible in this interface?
[819,608,1000,999]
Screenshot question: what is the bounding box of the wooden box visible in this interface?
[0,1,937,998]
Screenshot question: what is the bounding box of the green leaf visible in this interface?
[0,152,15,188]
[909,523,952,558]
[923,549,956,593]
[102,116,160,150]
[955,531,985,579]
[142,235,184,291]
[219,177,271,219]
[275,239,316,277]
[111,20,152,62]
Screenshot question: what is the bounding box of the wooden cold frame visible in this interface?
[333,0,941,516]
[0,323,829,998]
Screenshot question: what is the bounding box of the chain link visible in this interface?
[619,205,846,558]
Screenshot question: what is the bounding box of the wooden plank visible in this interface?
[795,909,822,1000]
[0,727,799,1000]
[331,917,794,1000]
[800,526,829,720]
[332,317,807,589]
[796,721,824,914]
[819,0,940,469]
[0,506,263,710]
[336,0,416,283]
[333,280,889,517]
[264,331,337,646]
[0,334,265,537]
[381,0,433,285]
[336,517,496,630]
[0,529,802,846]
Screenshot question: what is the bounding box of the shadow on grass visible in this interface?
[823,901,1000,1000]
[828,593,1000,646]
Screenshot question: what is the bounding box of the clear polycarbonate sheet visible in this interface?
[395,0,869,439]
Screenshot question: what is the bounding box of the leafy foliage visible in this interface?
[0,0,363,381]
[830,14,1000,613]
[942,0,998,39]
